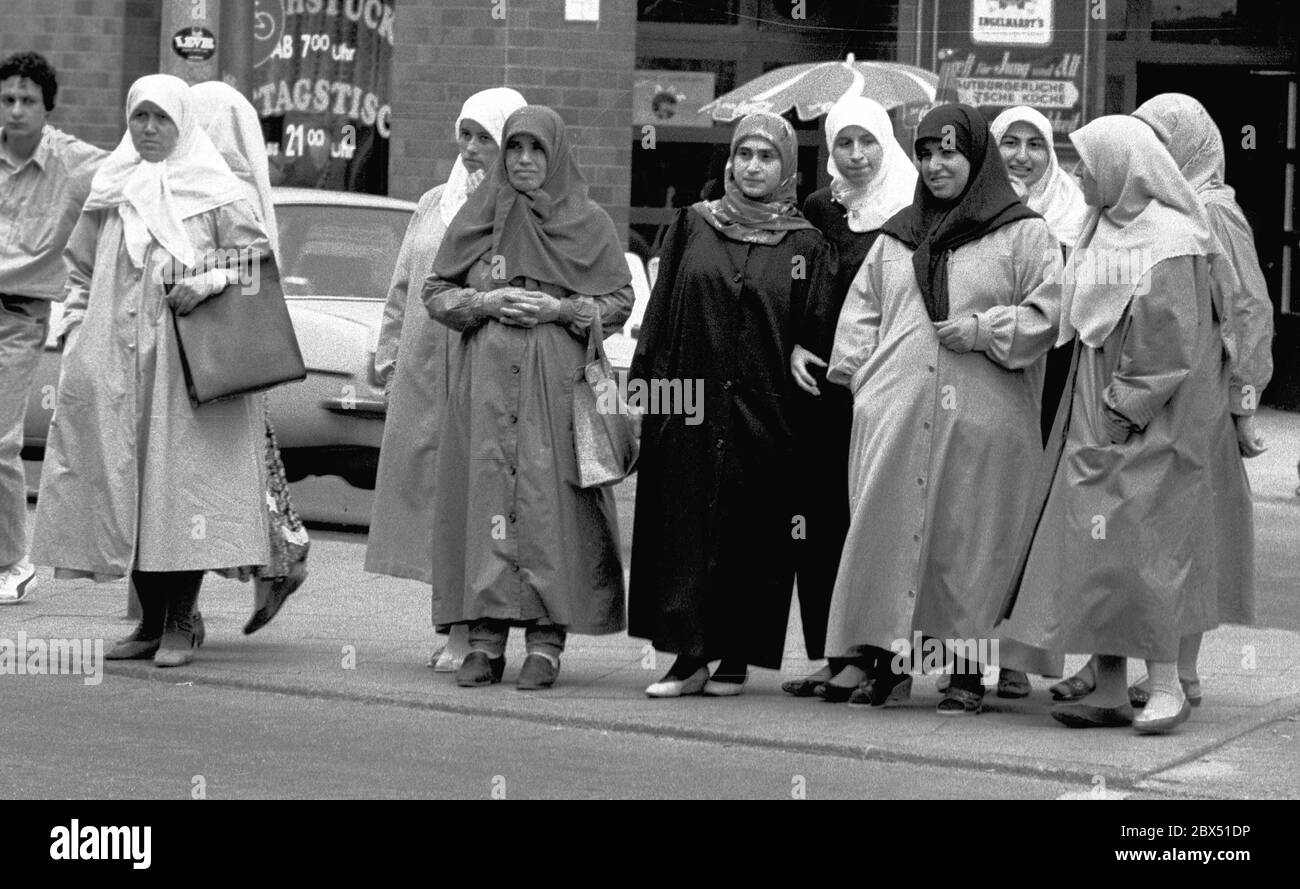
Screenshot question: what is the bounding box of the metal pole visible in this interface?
[158,0,221,86]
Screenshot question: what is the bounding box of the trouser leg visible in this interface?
[524,623,566,660]
[0,295,50,566]
[468,619,508,658]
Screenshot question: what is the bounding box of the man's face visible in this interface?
[1,76,49,139]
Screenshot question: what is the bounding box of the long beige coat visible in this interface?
[364,185,454,582]
[1000,256,1227,661]
[31,202,271,576]
[825,219,1061,670]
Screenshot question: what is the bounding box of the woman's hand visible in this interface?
[504,289,563,327]
[790,344,826,396]
[479,287,530,326]
[1234,414,1267,457]
[167,269,226,316]
[1101,404,1134,445]
[933,316,977,353]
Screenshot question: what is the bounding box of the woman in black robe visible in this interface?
[629,112,835,697]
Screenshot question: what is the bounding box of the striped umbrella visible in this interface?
[699,54,939,123]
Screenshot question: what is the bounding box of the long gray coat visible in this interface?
[32,201,271,577]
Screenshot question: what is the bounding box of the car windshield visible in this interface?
[275,204,412,297]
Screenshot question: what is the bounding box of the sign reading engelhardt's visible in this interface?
[932,0,1092,144]
[251,0,393,194]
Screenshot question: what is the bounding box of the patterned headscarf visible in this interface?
[691,111,817,245]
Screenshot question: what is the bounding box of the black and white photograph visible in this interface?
[1,0,1296,851]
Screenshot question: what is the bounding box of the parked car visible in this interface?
[24,187,653,522]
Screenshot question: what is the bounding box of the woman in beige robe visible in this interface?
[31,75,271,667]
[825,104,1062,715]
[999,116,1231,734]
[364,87,525,671]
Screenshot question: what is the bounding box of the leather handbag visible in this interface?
[572,304,638,488]
[169,254,306,405]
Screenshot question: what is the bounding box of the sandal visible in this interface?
[1049,674,1094,702]
[848,673,912,708]
[936,685,984,716]
[1129,676,1202,708]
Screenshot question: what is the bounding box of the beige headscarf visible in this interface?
[1060,115,1218,348]
[84,74,244,269]
[439,87,527,225]
[189,80,279,263]
[990,106,1089,248]
[823,95,916,233]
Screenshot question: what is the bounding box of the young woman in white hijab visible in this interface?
[783,95,915,701]
[32,74,272,667]
[190,79,310,636]
[364,87,527,671]
[998,115,1230,734]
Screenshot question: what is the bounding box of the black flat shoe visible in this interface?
[517,653,559,690]
[456,651,505,687]
[849,674,913,708]
[781,677,822,697]
[1050,701,1134,728]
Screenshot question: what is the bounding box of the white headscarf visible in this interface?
[189,80,279,264]
[823,95,916,233]
[439,87,527,224]
[1060,115,1218,348]
[84,74,244,269]
[990,106,1089,248]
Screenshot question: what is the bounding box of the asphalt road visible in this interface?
[3,674,1080,800]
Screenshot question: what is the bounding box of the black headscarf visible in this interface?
[880,103,1038,321]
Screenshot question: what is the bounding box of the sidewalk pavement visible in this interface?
[5,409,1299,798]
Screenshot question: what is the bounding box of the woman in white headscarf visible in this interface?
[990,106,1088,248]
[190,79,310,636]
[364,87,526,671]
[1126,92,1273,711]
[781,96,915,701]
[999,115,1231,734]
[32,74,272,667]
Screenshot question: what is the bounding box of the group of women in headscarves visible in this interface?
[624,90,1270,737]
[34,69,1269,735]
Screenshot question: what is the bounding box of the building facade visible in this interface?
[2,0,1296,404]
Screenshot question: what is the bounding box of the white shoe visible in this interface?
[0,562,35,605]
[645,666,710,698]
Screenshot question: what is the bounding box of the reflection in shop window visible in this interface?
[1151,0,1284,45]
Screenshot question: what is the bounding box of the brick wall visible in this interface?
[390,0,635,243]
[0,0,160,152]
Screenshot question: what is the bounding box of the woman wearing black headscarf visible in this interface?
[824,104,1062,714]
[629,112,836,698]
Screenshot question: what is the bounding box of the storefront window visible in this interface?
[1151,0,1284,45]
[637,0,739,25]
